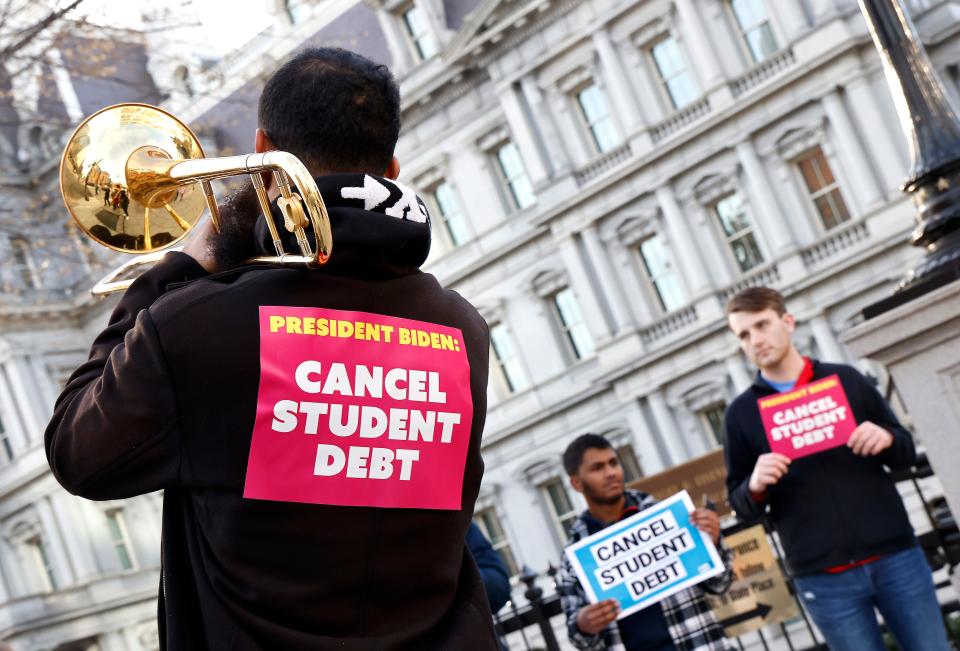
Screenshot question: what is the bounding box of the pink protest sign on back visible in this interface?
[758,375,856,460]
[243,306,474,510]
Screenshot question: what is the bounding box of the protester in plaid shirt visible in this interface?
[557,434,735,651]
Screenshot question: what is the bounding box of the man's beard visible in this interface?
[583,481,623,506]
[207,180,263,270]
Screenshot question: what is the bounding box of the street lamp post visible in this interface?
[857,0,960,318]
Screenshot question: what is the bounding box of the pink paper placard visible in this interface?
[243,306,474,510]
[758,375,856,460]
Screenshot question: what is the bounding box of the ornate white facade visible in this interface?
[2,0,959,648]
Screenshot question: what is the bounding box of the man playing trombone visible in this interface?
[46,47,497,650]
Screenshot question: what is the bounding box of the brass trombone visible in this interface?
[59,103,332,295]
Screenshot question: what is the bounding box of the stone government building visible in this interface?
[2,0,959,648]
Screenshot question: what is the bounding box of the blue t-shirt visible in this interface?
[762,376,795,393]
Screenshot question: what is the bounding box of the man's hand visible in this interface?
[748,453,791,494]
[848,421,894,456]
[180,214,220,273]
[576,599,620,635]
[690,508,721,544]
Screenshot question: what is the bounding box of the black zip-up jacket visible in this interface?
[723,360,917,577]
[45,175,498,650]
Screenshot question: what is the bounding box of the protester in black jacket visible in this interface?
[46,48,498,650]
[722,287,949,651]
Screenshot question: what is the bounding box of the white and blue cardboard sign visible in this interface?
[564,490,725,619]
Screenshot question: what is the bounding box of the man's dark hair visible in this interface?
[725,286,787,317]
[257,47,401,173]
[563,433,613,476]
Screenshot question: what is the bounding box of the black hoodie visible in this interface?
[46,175,498,650]
[723,360,917,577]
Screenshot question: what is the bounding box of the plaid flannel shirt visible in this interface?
[558,490,735,651]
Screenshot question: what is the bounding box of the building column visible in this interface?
[647,389,690,465]
[777,0,811,41]
[771,157,819,244]
[655,186,711,296]
[821,90,884,210]
[36,496,77,587]
[735,139,796,254]
[0,536,28,597]
[0,552,10,602]
[0,366,30,454]
[50,493,100,582]
[580,225,635,333]
[687,200,735,287]
[592,29,645,132]
[28,354,57,421]
[498,83,550,187]
[3,356,44,443]
[809,314,846,363]
[557,235,613,341]
[624,401,669,474]
[725,354,754,394]
[609,238,655,325]
[844,75,909,193]
[674,0,725,89]
[808,0,839,23]
[520,77,572,175]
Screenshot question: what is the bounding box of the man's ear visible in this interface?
[569,474,583,495]
[254,129,277,192]
[783,312,797,332]
[384,156,400,180]
[255,128,276,154]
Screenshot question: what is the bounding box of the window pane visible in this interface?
[475,508,520,577]
[715,194,750,237]
[652,39,684,77]
[496,143,524,178]
[107,511,135,570]
[490,323,529,392]
[652,38,698,109]
[730,233,764,272]
[639,237,670,276]
[617,444,643,483]
[403,6,437,60]
[732,0,765,26]
[701,404,727,445]
[577,85,620,153]
[510,174,536,210]
[746,24,778,62]
[577,85,606,122]
[546,480,573,516]
[665,74,699,109]
[799,148,851,230]
[496,143,536,210]
[434,182,469,246]
[639,236,686,312]
[554,289,595,359]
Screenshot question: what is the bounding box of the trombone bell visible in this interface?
[60,103,208,253]
[59,103,333,296]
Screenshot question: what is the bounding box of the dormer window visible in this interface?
[403,4,438,61]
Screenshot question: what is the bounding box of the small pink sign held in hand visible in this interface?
[758,375,856,460]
